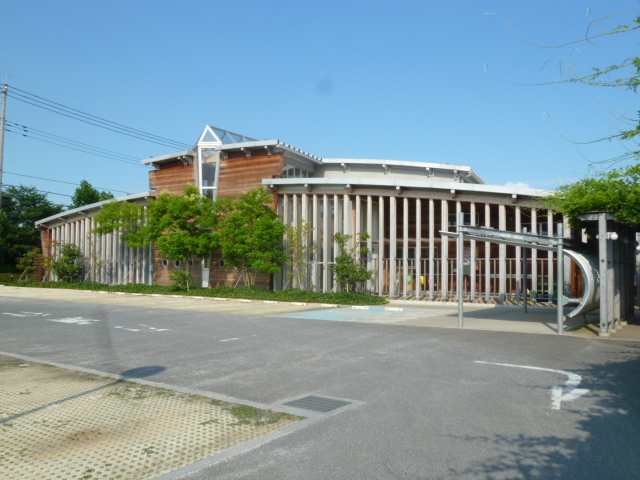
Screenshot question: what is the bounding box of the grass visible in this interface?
[228,404,301,426]
[1,281,388,305]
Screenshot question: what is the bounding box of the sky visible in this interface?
[1,0,639,207]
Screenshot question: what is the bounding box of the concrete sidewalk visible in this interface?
[1,285,639,340]
[0,354,305,480]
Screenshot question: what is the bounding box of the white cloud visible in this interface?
[504,181,531,188]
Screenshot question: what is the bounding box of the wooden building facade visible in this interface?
[37,125,572,301]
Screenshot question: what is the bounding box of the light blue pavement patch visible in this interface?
[271,306,424,322]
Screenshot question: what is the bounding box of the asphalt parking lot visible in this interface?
[2,286,640,479]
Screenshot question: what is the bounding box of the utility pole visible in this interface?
[0,80,7,210]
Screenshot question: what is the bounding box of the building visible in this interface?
[37,125,569,301]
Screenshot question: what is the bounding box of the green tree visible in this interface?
[16,247,42,281]
[331,232,372,293]
[91,200,147,281]
[51,243,84,282]
[540,163,640,228]
[93,185,220,289]
[0,185,63,268]
[216,187,287,287]
[70,180,113,209]
[284,220,317,289]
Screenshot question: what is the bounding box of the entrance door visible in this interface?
[201,256,210,288]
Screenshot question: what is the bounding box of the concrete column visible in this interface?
[403,196,409,297]
[312,193,319,291]
[343,193,350,237]
[470,202,477,300]
[367,195,373,292]
[301,193,308,224]
[499,204,507,300]
[292,194,298,229]
[547,211,554,302]
[323,194,330,293]
[428,199,435,299]
[415,198,421,299]
[283,194,289,225]
[378,196,385,295]
[355,194,361,245]
[334,194,341,291]
[390,196,397,296]
[531,208,538,299]
[515,206,522,301]
[441,200,449,299]
[484,203,491,301]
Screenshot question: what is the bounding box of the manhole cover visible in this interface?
[282,395,353,413]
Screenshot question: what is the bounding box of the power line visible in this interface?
[4,171,132,194]
[6,126,146,166]
[6,86,192,150]
[6,121,146,166]
[7,120,141,162]
[4,183,73,198]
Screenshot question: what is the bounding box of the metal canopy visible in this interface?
[449,226,574,252]
[441,225,601,334]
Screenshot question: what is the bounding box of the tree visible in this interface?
[142,186,220,266]
[16,247,42,281]
[283,220,317,289]
[51,243,84,282]
[215,187,287,287]
[540,163,640,229]
[331,232,372,293]
[70,180,113,209]
[93,185,220,288]
[0,185,63,267]
[91,199,147,281]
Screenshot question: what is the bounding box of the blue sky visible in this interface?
[1,0,639,205]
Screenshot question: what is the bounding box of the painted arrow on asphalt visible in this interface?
[475,360,589,410]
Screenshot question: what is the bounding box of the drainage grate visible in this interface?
[282,395,353,413]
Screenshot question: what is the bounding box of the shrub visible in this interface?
[51,244,84,283]
[169,270,192,291]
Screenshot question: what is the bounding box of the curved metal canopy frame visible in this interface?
[442,226,600,319]
[563,249,600,318]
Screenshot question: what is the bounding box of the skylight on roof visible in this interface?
[198,125,257,145]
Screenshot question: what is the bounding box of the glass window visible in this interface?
[202,163,216,187]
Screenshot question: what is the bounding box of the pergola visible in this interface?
[444,213,637,336]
